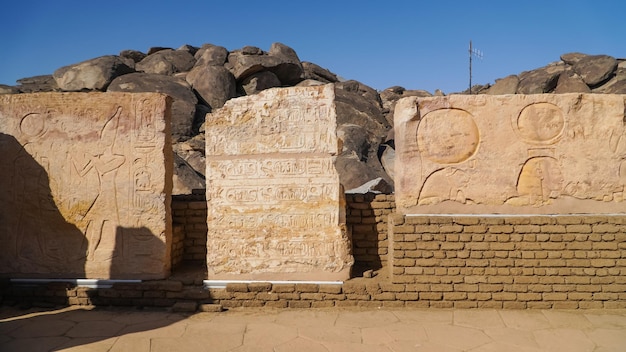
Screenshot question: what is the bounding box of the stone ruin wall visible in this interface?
[204,84,354,281]
[0,92,173,280]
[395,93,626,215]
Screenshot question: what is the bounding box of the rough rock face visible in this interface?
[53,56,134,91]
[0,92,173,279]
[186,65,236,110]
[135,49,196,76]
[481,53,625,95]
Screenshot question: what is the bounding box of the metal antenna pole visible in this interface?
[469,40,472,94]
[468,40,483,95]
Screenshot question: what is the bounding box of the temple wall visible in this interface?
[0,92,173,279]
[204,85,353,280]
[394,94,626,214]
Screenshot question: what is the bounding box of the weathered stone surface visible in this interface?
[119,49,147,63]
[240,70,282,95]
[573,55,617,87]
[594,66,626,94]
[186,65,236,109]
[0,92,173,279]
[0,84,20,94]
[205,85,353,280]
[194,45,229,66]
[302,62,339,83]
[560,52,588,65]
[107,73,197,141]
[554,71,591,93]
[394,94,626,215]
[53,56,135,91]
[15,75,60,93]
[486,75,519,95]
[135,49,196,76]
[226,42,303,85]
[517,63,564,94]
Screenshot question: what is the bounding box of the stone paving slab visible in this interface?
[1,305,626,351]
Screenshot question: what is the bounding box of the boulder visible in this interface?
[593,66,626,94]
[107,73,198,141]
[336,123,392,190]
[560,52,588,65]
[172,153,205,195]
[226,42,304,85]
[573,55,618,87]
[177,44,199,56]
[240,70,282,95]
[295,79,326,87]
[554,71,591,93]
[53,55,134,91]
[487,75,519,95]
[0,85,19,94]
[517,62,564,94]
[119,49,147,63]
[194,45,229,66]
[334,82,388,136]
[302,62,339,83]
[186,65,236,109]
[15,75,60,93]
[136,49,196,76]
[173,134,206,178]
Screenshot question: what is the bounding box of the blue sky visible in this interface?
[1,1,624,94]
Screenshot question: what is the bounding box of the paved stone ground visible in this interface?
[1,305,626,351]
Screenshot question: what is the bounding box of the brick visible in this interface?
[372,292,396,301]
[491,292,517,301]
[396,292,419,301]
[318,284,342,294]
[242,300,265,308]
[301,293,324,300]
[226,283,248,292]
[311,301,336,308]
[342,282,367,295]
[420,292,443,300]
[566,224,592,233]
[443,292,467,300]
[248,283,272,292]
[265,300,288,308]
[256,292,279,301]
[272,284,295,293]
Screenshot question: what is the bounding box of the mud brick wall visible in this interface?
[345,193,395,272]
[390,214,626,309]
[171,192,208,263]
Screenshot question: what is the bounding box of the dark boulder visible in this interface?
[226,42,303,85]
[194,45,229,66]
[14,75,60,93]
[53,55,134,91]
[240,71,282,95]
[136,49,196,76]
[517,63,564,94]
[302,62,339,83]
[186,65,236,109]
[486,75,519,95]
[554,71,591,93]
[573,55,618,87]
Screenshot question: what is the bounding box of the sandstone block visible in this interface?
[394,94,626,215]
[0,92,172,279]
[205,85,353,281]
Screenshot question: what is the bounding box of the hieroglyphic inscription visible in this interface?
[0,93,172,279]
[205,85,353,280]
[395,94,626,214]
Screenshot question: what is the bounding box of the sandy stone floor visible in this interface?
[1,305,626,351]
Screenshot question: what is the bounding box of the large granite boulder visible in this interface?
[517,63,564,94]
[107,72,198,141]
[240,70,282,95]
[194,45,229,66]
[573,54,617,87]
[302,62,339,83]
[186,65,236,109]
[53,56,135,91]
[486,75,519,95]
[135,49,196,76]
[554,71,591,93]
[226,42,304,85]
[14,75,60,93]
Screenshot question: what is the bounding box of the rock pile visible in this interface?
[1,46,624,194]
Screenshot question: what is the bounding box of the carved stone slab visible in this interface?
[395,93,626,214]
[0,92,173,279]
[205,85,353,280]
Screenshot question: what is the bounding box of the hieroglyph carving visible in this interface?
[394,94,626,214]
[205,85,353,280]
[0,93,173,279]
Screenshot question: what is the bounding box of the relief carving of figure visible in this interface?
[506,156,564,206]
[72,107,126,261]
[418,167,471,205]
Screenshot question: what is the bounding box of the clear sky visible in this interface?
[1,0,624,94]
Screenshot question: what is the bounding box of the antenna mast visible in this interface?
[469,40,483,94]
